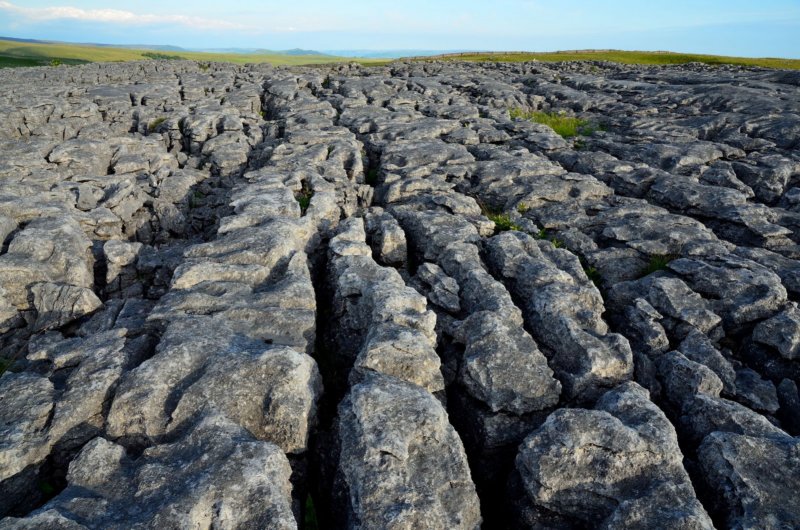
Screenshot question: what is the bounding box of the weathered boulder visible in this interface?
[332,374,481,529]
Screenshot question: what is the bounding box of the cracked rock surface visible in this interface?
[1,58,799,528]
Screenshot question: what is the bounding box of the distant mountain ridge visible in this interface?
[0,36,330,57]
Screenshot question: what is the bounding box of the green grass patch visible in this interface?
[365,167,379,186]
[487,212,521,233]
[414,50,800,70]
[584,266,602,287]
[0,357,13,376]
[0,39,387,69]
[304,494,319,530]
[296,182,314,214]
[189,190,207,209]
[534,228,564,248]
[642,254,676,276]
[510,108,596,138]
[148,117,167,132]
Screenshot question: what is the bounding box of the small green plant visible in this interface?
[304,494,319,530]
[0,357,13,376]
[584,266,602,287]
[365,167,379,186]
[148,117,167,133]
[189,190,206,209]
[49,59,62,67]
[296,181,314,214]
[509,108,597,138]
[38,480,55,496]
[198,62,210,72]
[516,202,530,213]
[550,238,564,248]
[142,51,185,60]
[642,254,676,276]
[487,212,521,233]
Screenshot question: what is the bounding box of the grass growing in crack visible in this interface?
[509,108,597,138]
[476,199,521,234]
[584,266,602,287]
[296,181,314,214]
[304,495,319,530]
[148,117,167,133]
[0,357,13,376]
[487,212,521,233]
[189,190,206,209]
[516,202,530,213]
[534,228,563,248]
[642,254,676,276]
[365,167,379,186]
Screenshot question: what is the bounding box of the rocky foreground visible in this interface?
[0,58,798,529]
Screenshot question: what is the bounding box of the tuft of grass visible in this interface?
[487,212,521,233]
[49,58,61,67]
[296,181,314,214]
[198,62,211,72]
[304,494,319,530]
[189,190,207,209]
[148,117,167,133]
[365,167,379,186]
[641,254,676,277]
[550,238,564,248]
[510,108,596,138]
[0,357,13,376]
[516,202,530,213]
[584,266,602,287]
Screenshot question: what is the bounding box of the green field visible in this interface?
[0,38,387,68]
[1,40,798,71]
[413,50,800,70]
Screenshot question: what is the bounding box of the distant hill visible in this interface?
[0,36,186,52]
[195,47,329,56]
[325,49,467,59]
[0,37,386,68]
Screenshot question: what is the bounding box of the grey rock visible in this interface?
[698,432,800,530]
[753,302,800,360]
[2,415,297,530]
[333,374,481,529]
[513,382,712,528]
[107,317,321,454]
[31,282,103,331]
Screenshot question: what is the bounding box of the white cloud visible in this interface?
[0,1,248,30]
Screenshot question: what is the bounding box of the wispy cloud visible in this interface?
[0,1,248,30]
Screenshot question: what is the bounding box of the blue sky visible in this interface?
[0,0,798,57]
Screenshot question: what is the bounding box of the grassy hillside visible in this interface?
[3,40,797,71]
[412,50,800,70]
[0,38,385,68]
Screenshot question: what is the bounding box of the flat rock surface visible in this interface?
[0,58,799,528]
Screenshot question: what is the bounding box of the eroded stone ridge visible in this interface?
[0,58,799,528]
